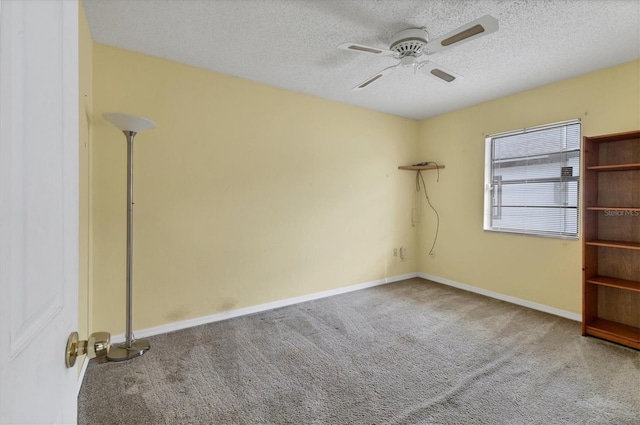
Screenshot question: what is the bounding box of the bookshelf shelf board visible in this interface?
[587,163,640,172]
[585,319,640,348]
[586,207,640,212]
[585,240,640,250]
[586,276,640,292]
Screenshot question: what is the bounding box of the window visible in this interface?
[483,119,580,238]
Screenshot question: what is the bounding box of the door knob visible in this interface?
[65,331,111,368]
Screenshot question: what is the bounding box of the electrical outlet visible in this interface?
[393,248,398,257]
[399,246,407,261]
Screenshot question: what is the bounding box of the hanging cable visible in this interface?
[415,162,440,256]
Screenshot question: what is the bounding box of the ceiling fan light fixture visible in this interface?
[441,24,485,47]
[430,69,456,82]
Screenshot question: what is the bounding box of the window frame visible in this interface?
[483,119,581,239]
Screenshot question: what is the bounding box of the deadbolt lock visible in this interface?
[65,331,111,368]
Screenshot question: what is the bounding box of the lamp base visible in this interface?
[106,339,150,362]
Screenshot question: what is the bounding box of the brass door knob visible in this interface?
[65,331,111,368]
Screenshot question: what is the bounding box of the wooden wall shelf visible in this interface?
[398,165,445,171]
[582,130,640,350]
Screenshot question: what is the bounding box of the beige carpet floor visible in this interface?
[78,278,640,424]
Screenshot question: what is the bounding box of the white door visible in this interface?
[0,1,79,424]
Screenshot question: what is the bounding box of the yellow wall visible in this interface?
[88,35,638,335]
[417,60,640,314]
[91,44,418,334]
[78,1,93,372]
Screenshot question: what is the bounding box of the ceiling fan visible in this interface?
[338,15,498,90]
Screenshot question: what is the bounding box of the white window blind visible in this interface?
[483,119,580,238]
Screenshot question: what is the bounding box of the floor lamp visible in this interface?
[103,112,156,362]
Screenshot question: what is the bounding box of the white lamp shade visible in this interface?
[103,112,156,133]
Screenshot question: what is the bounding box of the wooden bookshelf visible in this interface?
[582,130,640,350]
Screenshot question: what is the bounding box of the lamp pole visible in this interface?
[103,113,155,362]
[125,130,135,349]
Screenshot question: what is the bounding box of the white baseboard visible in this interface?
[111,272,420,343]
[111,271,579,344]
[77,355,90,397]
[417,272,581,322]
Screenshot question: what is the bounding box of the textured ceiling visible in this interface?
[83,0,640,120]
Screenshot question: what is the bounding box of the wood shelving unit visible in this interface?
[398,164,445,171]
[582,130,640,350]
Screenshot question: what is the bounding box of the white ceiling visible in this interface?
[83,0,640,121]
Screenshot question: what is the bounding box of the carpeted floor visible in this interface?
[78,278,640,424]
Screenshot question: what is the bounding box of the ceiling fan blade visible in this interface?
[338,42,398,57]
[424,15,498,54]
[352,65,397,90]
[418,61,462,84]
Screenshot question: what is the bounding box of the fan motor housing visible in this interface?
[390,28,428,57]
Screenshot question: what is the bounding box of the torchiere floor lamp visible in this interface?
[103,112,156,362]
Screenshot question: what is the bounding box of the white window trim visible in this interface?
[483,119,581,239]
